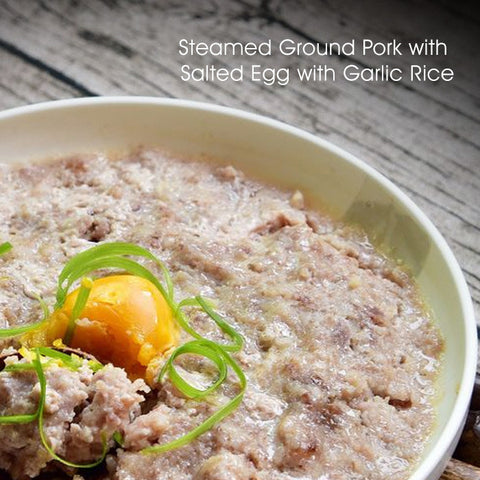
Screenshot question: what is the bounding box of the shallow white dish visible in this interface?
[0,97,476,480]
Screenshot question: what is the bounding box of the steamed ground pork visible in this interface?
[0,149,443,479]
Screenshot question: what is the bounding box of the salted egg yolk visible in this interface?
[25,275,178,377]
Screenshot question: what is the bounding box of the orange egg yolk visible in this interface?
[23,275,179,378]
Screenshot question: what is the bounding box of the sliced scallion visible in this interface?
[175,296,244,352]
[194,296,244,352]
[143,339,246,454]
[64,276,93,344]
[35,347,84,371]
[0,241,247,461]
[0,350,44,425]
[0,242,12,256]
[158,340,228,399]
[0,294,49,338]
[55,243,174,308]
[35,348,109,468]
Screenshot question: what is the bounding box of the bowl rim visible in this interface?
[0,96,477,479]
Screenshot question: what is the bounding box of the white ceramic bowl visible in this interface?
[0,97,476,480]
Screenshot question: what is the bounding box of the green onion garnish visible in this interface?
[35,347,84,371]
[55,243,174,309]
[0,242,51,338]
[34,348,109,469]
[158,339,228,399]
[3,362,38,372]
[0,350,43,425]
[0,241,247,465]
[0,348,108,467]
[195,296,243,352]
[143,339,246,454]
[0,242,12,256]
[64,276,93,344]
[112,431,125,447]
[0,294,49,338]
[174,296,244,352]
[0,241,48,339]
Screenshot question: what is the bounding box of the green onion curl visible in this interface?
[34,348,110,469]
[112,431,125,447]
[158,340,228,399]
[63,276,93,344]
[0,294,49,338]
[36,347,103,372]
[55,243,174,309]
[3,362,37,372]
[144,339,246,454]
[0,350,44,425]
[0,241,247,460]
[0,348,107,466]
[176,296,244,353]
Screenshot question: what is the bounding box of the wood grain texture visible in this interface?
[440,459,480,480]
[0,48,83,108]
[0,0,479,476]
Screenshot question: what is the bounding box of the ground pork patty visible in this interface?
[0,149,443,480]
[0,354,148,479]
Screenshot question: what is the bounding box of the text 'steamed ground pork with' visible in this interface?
[0,149,443,479]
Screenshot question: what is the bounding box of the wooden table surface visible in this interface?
[0,1,479,478]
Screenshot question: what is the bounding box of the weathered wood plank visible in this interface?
[0,0,478,321]
[0,47,84,109]
[266,0,480,118]
[441,458,480,480]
